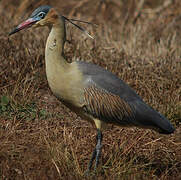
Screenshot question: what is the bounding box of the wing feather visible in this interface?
[83,86,135,125]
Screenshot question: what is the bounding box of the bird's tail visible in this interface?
[153,112,175,134]
[131,101,175,134]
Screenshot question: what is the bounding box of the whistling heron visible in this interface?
[9,5,175,172]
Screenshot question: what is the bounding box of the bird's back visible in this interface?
[76,60,175,134]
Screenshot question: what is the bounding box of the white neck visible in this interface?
[45,16,67,69]
[44,16,84,106]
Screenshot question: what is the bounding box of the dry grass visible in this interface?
[0,0,181,179]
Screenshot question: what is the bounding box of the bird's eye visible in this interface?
[38,12,45,19]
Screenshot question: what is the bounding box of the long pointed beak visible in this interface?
[9,18,38,36]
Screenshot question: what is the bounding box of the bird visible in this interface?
[9,5,175,172]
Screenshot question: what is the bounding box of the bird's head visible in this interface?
[9,5,94,39]
[9,5,60,35]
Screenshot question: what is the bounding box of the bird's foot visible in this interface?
[85,129,102,174]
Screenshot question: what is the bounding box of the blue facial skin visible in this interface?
[9,5,52,36]
[30,5,52,18]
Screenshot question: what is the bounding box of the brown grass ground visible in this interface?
[0,0,181,179]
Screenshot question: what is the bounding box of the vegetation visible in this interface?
[0,0,181,179]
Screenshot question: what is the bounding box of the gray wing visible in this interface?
[76,60,142,101]
[76,60,175,134]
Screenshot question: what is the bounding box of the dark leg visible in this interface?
[87,129,103,172]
